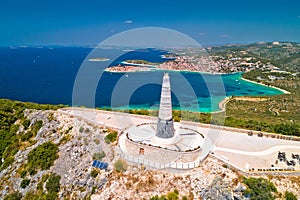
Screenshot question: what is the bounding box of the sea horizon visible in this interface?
[1,40,299,49]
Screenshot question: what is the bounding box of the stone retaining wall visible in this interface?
[124,135,202,164]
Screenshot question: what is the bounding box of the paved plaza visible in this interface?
[59,107,300,172]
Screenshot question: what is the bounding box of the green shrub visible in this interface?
[91,169,98,178]
[3,191,22,200]
[173,115,180,122]
[59,134,71,145]
[21,131,33,141]
[20,170,27,178]
[11,148,18,156]
[32,120,43,136]
[20,178,31,188]
[105,131,118,144]
[37,173,49,192]
[285,191,297,200]
[22,119,31,130]
[129,109,150,115]
[150,195,167,200]
[181,196,188,200]
[114,159,126,172]
[0,98,63,171]
[79,127,84,133]
[42,192,58,200]
[0,156,14,170]
[273,123,300,136]
[24,191,39,200]
[167,191,179,200]
[93,151,106,161]
[28,167,37,175]
[48,113,55,122]
[27,142,58,170]
[91,186,96,194]
[243,177,277,200]
[46,173,61,193]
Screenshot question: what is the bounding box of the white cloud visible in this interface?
[199,32,206,36]
[124,20,133,24]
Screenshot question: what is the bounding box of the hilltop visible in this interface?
[0,99,299,199]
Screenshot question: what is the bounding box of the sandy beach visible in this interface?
[216,97,230,113]
[241,77,291,94]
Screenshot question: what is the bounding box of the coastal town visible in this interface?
[106,42,299,77]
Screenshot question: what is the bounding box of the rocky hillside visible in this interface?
[0,100,299,199]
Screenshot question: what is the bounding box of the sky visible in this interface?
[0,0,299,46]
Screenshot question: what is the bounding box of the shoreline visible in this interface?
[216,97,231,113]
[121,61,158,67]
[104,68,154,73]
[241,77,291,94]
[105,67,228,75]
[214,77,291,113]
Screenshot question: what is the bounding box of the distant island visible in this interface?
[88,58,110,62]
[123,59,157,65]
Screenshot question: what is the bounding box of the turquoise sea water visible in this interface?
[0,47,283,113]
[104,71,283,112]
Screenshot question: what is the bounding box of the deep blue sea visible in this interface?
[0,47,283,112]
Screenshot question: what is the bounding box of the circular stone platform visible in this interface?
[126,122,205,152]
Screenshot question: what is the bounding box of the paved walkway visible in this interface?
[215,145,300,156]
